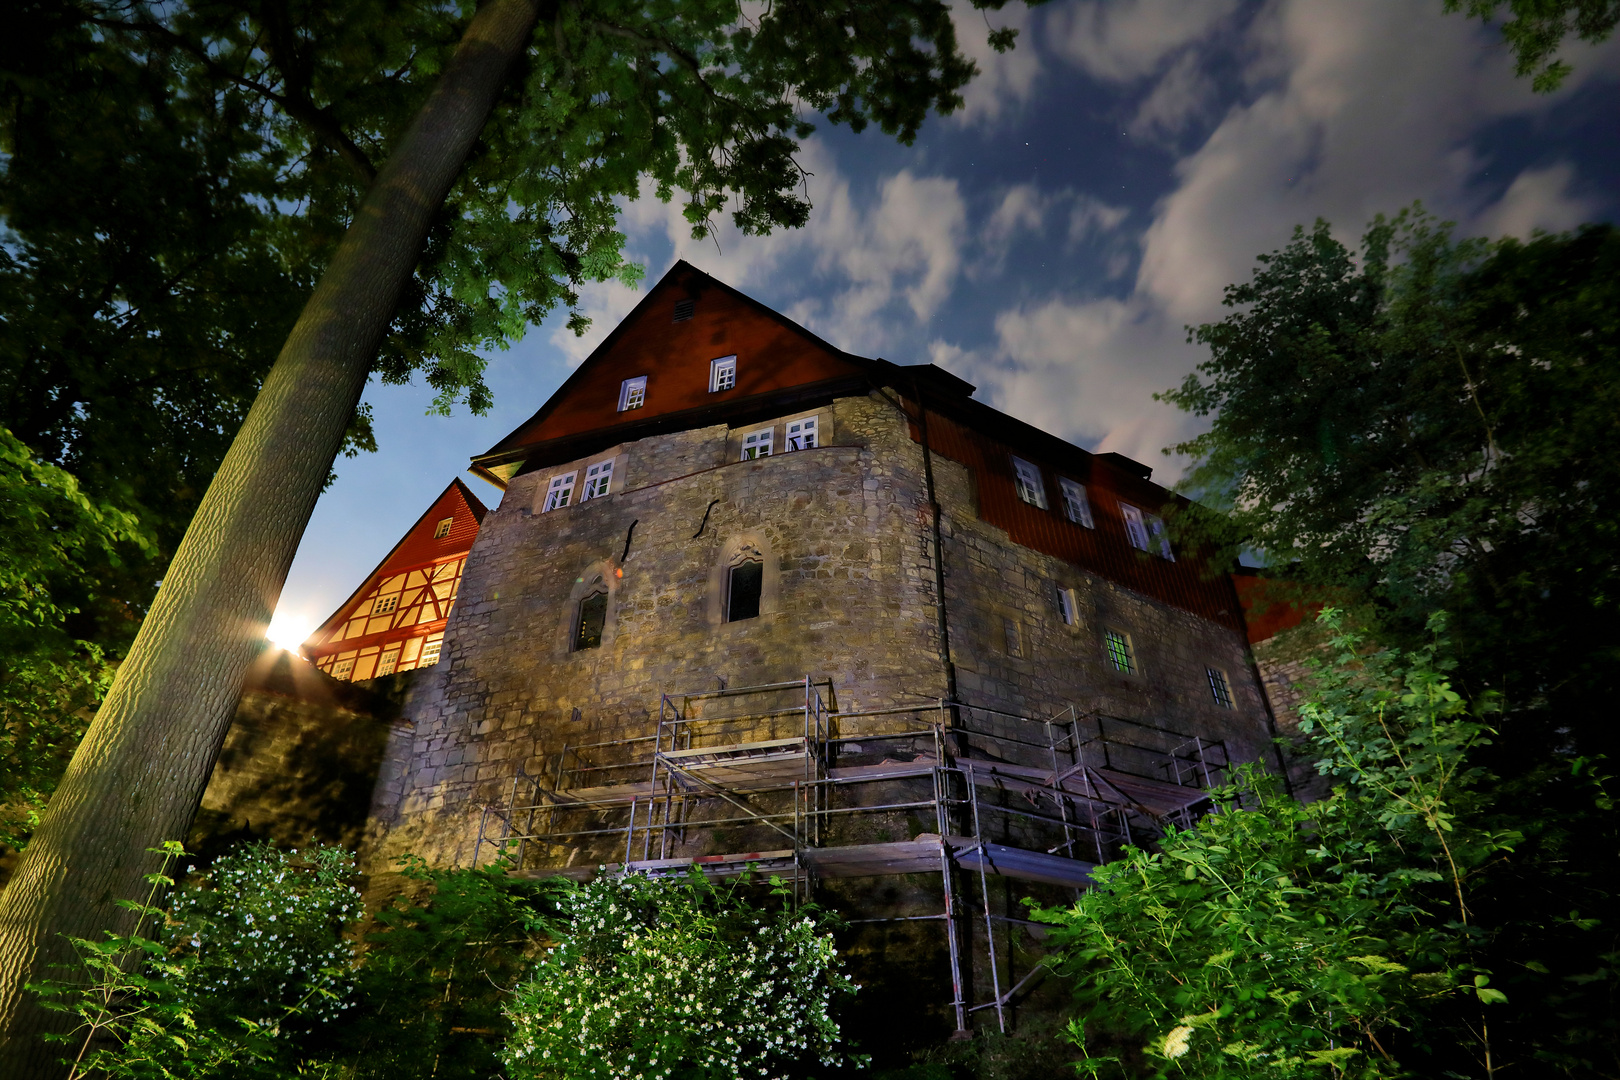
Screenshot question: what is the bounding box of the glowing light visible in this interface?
[266,609,315,653]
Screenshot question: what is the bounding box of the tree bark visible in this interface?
[0,0,542,1072]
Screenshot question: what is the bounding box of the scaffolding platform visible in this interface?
[473,678,1228,1035]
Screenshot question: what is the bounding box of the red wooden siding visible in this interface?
[915,409,1246,634]
[485,262,869,455]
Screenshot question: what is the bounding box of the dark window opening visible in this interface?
[575,592,607,650]
[727,561,763,622]
[673,298,696,322]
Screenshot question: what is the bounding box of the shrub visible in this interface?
[503,871,863,1080]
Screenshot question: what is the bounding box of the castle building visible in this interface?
[301,479,486,681]
[347,261,1281,1039]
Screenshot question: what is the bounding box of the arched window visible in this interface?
[727,560,763,622]
[575,587,608,650]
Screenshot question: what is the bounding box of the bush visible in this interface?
[503,871,863,1080]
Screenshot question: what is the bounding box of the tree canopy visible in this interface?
[1162,213,1620,759]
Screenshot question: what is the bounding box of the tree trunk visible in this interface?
[0,1,542,1072]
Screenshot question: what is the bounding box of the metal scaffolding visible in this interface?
[472,676,1227,1033]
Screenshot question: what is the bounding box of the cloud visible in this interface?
[949,0,1043,126]
[937,0,1617,481]
[1068,196,1131,245]
[1128,51,1218,142]
[1049,0,1240,83]
[1476,163,1602,239]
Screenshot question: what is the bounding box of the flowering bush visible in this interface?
[35,842,364,1079]
[503,871,863,1080]
[164,842,364,1031]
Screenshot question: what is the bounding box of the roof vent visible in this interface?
[673,298,696,322]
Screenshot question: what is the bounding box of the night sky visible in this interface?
[267,0,1620,647]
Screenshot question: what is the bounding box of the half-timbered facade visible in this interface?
[301,479,486,681]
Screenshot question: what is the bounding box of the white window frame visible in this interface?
[1012,456,1047,509]
[1059,478,1094,528]
[543,471,578,512]
[433,516,454,539]
[785,416,818,451]
[377,647,400,677]
[1057,585,1078,626]
[331,658,355,680]
[372,594,399,616]
[741,428,773,461]
[709,354,737,392]
[579,459,614,501]
[1121,504,1151,551]
[618,375,648,411]
[419,636,443,666]
[1148,514,1174,561]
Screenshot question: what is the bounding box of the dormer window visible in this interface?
[673,298,696,322]
[710,355,737,392]
[1012,457,1047,509]
[619,376,647,411]
[433,516,454,539]
[1059,479,1093,528]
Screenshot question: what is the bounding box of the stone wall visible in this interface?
[190,652,411,862]
[363,389,1279,873]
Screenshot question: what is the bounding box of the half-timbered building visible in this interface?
[301,479,486,681]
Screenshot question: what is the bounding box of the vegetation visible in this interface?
[32,847,859,1080]
[504,871,861,1080]
[0,426,153,849]
[1150,213,1620,1077]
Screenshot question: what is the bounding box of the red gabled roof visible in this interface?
[471,261,888,484]
[301,479,487,652]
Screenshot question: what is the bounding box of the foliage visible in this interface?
[1443,0,1620,90]
[0,425,153,848]
[1160,212,1620,1074]
[327,855,568,1080]
[31,842,363,1079]
[503,871,862,1080]
[1031,612,1525,1078]
[1161,213,1620,758]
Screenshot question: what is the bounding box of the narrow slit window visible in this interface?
[673,298,696,322]
[1059,479,1094,528]
[372,594,399,615]
[785,416,818,451]
[727,560,763,621]
[741,428,773,460]
[1121,504,1151,551]
[619,376,648,411]
[575,592,608,651]
[1012,456,1047,509]
[710,355,737,392]
[433,516,454,539]
[543,471,578,512]
[1104,629,1135,673]
[580,460,614,501]
[1207,667,1234,708]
